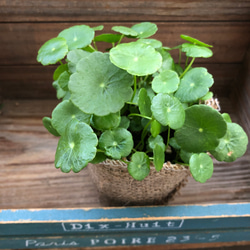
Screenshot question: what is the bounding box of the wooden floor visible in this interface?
[0,99,250,209]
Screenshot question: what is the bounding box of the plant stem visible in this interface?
[128,113,152,120]
[180,57,195,78]
[117,34,125,45]
[131,75,137,102]
[126,102,138,106]
[89,45,97,52]
[120,158,130,164]
[135,119,152,150]
[59,60,63,65]
[93,40,98,51]
[165,126,171,150]
[97,149,105,153]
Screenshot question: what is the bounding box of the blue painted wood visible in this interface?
[1,230,250,249]
[0,203,250,249]
[1,203,250,222]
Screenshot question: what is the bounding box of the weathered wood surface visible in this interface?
[0,2,249,250]
[1,204,250,249]
[0,1,249,100]
[1,22,249,66]
[1,0,250,22]
[4,243,248,250]
[232,48,250,138]
[2,243,248,250]
[1,21,248,99]
[0,63,241,99]
[0,99,249,209]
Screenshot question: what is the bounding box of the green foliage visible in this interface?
[189,153,214,183]
[110,42,162,76]
[55,119,98,173]
[37,37,68,65]
[37,24,248,182]
[175,105,227,152]
[58,25,94,50]
[151,93,185,129]
[175,67,214,102]
[69,52,133,116]
[210,122,248,162]
[98,128,134,159]
[128,152,150,180]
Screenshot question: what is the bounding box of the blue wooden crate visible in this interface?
[1,203,250,249]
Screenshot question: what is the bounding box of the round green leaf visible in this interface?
[180,149,193,163]
[92,25,104,31]
[52,100,91,135]
[145,86,156,101]
[58,71,70,90]
[128,152,150,180]
[169,137,181,150]
[180,35,213,48]
[138,88,152,117]
[90,152,107,164]
[67,49,90,73]
[110,42,162,76]
[58,25,94,50]
[137,39,162,49]
[55,120,98,173]
[69,52,133,116]
[221,113,232,123]
[53,64,68,81]
[52,80,69,100]
[189,153,213,183]
[94,34,122,43]
[200,91,213,101]
[158,49,175,72]
[153,143,165,171]
[175,105,227,153]
[37,37,68,65]
[98,128,134,159]
[119,116,130,129]
[112,26,138,36]
[151,93,185,129]
[148,135,165,151]
[152,70,180,94]
[131,22,158,38]
[150,119,162,138]
[210,123,248,162]
[181,43,213,58]
[91,112,121,131]
[175,67,214,103]
[174,64,184,76]
[42,117,60,136]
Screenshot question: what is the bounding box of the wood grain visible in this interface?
[0,0,250,22]
[232,48,250,137]
[0,2,249,249]
[0,22,249,66]
[0,99,249,209]
[5,242,249,250]
[0,63,241,99]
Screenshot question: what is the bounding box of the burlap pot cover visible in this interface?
[87,160,190,206]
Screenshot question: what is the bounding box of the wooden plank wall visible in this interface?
[0,0,250,100]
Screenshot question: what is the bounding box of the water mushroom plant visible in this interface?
[38,22,248,186]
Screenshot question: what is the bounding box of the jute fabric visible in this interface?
[88,160,190,206]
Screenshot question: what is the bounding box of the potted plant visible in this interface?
[37,22,248,205]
